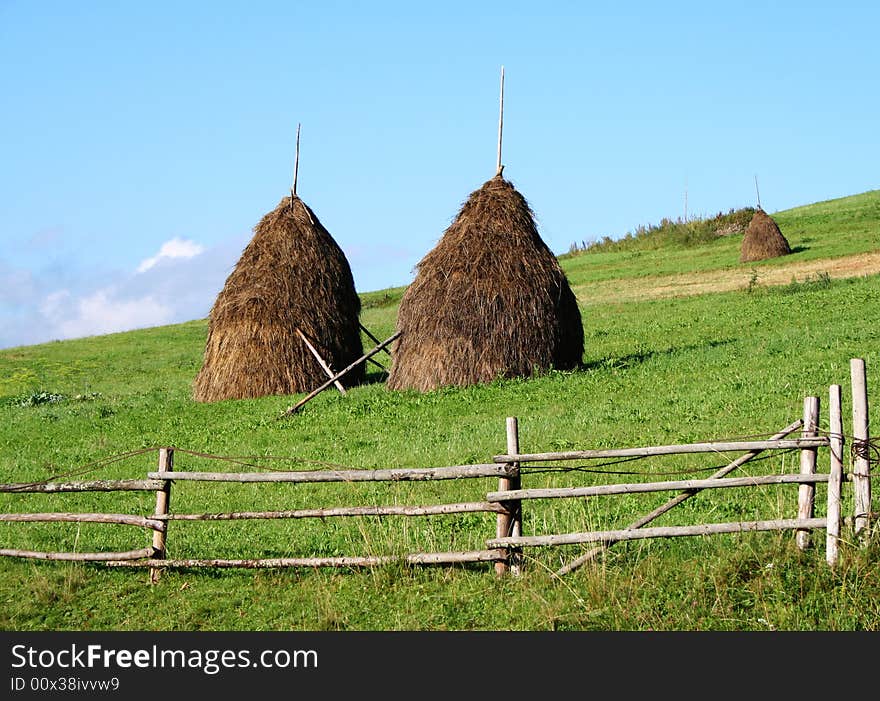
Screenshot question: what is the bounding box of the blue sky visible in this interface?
[1,1,878,349]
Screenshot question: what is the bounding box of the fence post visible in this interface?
[826,385,844,567]
[149,447,173,584]
[850,358,871,541]
[796,396,819,550]
[495,417,522,576]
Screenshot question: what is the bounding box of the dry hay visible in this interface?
[740,208,792,262]
[193,195,363,402]
[387,174,584,392]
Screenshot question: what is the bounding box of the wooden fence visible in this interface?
[0,359,873,580]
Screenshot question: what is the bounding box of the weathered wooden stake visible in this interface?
[796,396,819,550]
[495,417,522,576]
[826,384,844,567]
[850,358,871,540]
[359,322,394,358]
[150,447,173,584]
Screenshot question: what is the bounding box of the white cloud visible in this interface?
[0,232,248,349]
[39,287,174,340]
[137,237,205,273]
[39,289,71,319]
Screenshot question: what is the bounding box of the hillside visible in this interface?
[559,189,880,299]
[1,188,879,632]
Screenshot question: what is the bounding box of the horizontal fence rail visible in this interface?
[105,549,508,570]
[0,546,157,562]
[492,438,830,464]
[159,502,506,521]
[147,464,513,483]
[488,518,830,548]
[0,512,163,530]
[0,479,164,493]
[487,473,839,503]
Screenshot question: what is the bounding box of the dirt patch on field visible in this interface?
[575,251,880,306]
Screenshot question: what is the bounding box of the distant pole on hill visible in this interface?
[684,177,688,223]
[496,65,504,176]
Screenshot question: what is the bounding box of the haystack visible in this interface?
[386,174,584,392]
[740,208,792,262]
[193,195,364,402]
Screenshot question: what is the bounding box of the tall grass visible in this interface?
[565,207,755,255]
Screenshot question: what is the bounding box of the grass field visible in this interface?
[1,190,879,631]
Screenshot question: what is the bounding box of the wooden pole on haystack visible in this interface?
[755,174,762,210]
[290,123,301,206]
[496,65,504,176]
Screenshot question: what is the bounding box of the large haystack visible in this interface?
[193,195,364,402]
[740,208,792,262]
[387,174,584,392]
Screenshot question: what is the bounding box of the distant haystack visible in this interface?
[740,208,792,262]
[193,195,364,402]
[386,174,584,392]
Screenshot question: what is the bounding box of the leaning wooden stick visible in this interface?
[556,418,804,576]
[366,357,388,371]
[359,322,393,358]
[297,328,346,395]
[281,331,401,416]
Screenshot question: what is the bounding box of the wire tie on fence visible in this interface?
[851,437,879,462]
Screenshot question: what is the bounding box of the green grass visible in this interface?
[1,190,879,631]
